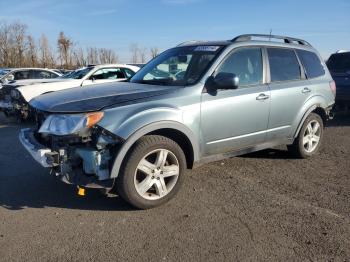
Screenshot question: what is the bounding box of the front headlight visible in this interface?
[11,89,20,99]
[38,112,104,135]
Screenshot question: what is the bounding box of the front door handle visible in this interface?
[256,93,270,101]
[302,87,311,94]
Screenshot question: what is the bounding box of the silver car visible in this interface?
[19,34,336,209]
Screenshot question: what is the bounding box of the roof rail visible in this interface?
[231,34,312,47]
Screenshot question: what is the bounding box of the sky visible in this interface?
[0,0,349,62]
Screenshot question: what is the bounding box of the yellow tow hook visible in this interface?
[77,186,86,196]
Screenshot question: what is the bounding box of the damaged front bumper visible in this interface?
[19,128,118,189]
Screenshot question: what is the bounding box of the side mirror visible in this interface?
[206,72,239,90]
[7,74,14,81]
[90,76,96,82]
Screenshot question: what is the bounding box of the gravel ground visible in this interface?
[0,113,349,261]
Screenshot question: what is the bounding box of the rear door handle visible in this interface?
[256,93,270,100]
[302,87,311,94]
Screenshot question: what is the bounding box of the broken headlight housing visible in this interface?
[38,112,104,136]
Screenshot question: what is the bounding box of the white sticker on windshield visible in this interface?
[194,46,220,52]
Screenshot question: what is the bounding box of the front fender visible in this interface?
[108,120,200,178]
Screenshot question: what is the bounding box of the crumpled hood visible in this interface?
[30,82,177,113]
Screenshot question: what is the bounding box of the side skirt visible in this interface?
[193,138,293,168]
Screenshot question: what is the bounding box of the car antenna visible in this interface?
[269,29,272,41]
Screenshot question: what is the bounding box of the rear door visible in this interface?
[266,47,311,140]
[201,47,270,155]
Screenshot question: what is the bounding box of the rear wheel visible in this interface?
[288,113,323,158]
[117,135,186,209]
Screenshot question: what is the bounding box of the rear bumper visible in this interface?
[19,128,54,168]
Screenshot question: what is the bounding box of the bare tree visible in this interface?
[129,43,139,63]
[39,34,55,68]
[57,31,73,68]
[150,47,159,59]
[12,22,28,67]
[86,47,99,65]
[98,48,118,64]
[72,46,86,68]
[139,47,147,63]
[0,22,11,67]
[25,35,37,67]
[0,20,140,69]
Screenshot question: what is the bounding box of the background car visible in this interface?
[3,64,140,120]
[0,68,61,85]
[326,51,350,110]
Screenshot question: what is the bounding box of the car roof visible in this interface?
[177,34,316,52]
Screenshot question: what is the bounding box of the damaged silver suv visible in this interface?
[20,34,335,209]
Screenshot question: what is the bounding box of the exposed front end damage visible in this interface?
[19,122,123,191]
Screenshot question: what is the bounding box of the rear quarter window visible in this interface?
[296,50,325,78]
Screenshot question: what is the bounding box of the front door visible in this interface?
[201,47,270,156]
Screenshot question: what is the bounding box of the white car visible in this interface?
[0,68,61,86]
[3,64,140,120]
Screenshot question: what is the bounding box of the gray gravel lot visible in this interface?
[0,113,349,261]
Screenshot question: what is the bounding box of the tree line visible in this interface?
[0,21,160,70]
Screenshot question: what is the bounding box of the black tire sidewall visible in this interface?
[117,135,186,209]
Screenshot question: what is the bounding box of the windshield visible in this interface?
[131,45,224,86]
[59,67,94,79]
[327,53,350,73]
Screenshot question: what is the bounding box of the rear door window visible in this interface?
[122,68,136,79]
[91,68,126,80]
[33,70,52,79]
[296,50,325,78]
[267,48,301,82]
[14,70,31,80]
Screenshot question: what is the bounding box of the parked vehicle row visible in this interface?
[16,34,336,209]
[0,64,140,119]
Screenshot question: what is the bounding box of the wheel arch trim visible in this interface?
[110,121,200,178]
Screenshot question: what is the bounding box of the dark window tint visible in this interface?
[123,68,136,78]
[91,68,126,80]
[216,47,263,86]
[14,70,31,80]
[297,50,325,78]
[33,70,52,79]
[268,48,301,82]
[327,53,350,73]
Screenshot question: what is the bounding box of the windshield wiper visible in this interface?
[135,78,174,86]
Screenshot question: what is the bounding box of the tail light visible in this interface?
[329,80,336,97]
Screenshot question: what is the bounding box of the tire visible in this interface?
[288,113,324,158]
[117,135,186,209]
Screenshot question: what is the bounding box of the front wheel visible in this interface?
[117,135,186,209]
[288,113,324,158]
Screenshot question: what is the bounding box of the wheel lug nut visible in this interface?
[160,171,163,174]
[151,176,155,179]
[157,177,160,180]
